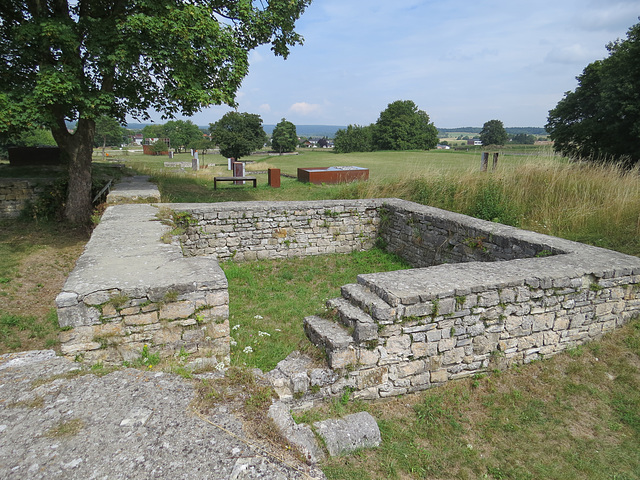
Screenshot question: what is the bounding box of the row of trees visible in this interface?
[334,100,439,153]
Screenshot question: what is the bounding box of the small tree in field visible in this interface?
[271,118,298,153]
[479,120,508,146]
[209,112,267,161]
[374,100,438,151]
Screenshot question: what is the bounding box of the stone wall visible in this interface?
[379,201,560,266]
[56,204,230,366]
[0,179,54,219]
[174,200,383,261]
[57,199,640,397]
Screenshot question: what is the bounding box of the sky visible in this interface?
[156,0,639,128]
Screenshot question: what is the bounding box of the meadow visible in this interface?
[1,146,639,479]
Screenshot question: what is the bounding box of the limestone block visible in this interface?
[182,328,205,343]
[430,369,448,383]
[160,300,195,320]
[329,347,357,369]
[124,311,159,326]
[120,306,141,316]
[532,312,555,332]
[478,290,500,307]
[61,341,102,355]
[356,366,388,389]
[438,337,456,353]
[386,335,411,355]
[397,359,425,378]
[207,319,229,339]
[57,304,102,328]
[358,348,380,367]
[442,347,465,366]
[152,328,182,346]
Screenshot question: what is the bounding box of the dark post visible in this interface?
[492,152,499,171]
[268,168,281,188]
[480,152,489,171]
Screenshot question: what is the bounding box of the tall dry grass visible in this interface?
[337,153,640,256]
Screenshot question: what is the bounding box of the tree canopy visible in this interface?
[209,111,267,160]
[271,118,298,153]
[375,100,439,151]
[162,120,203,153]
[546,21,640,165]
[333,125,375,153]
[0,0,310,223]
[479,119,508,146]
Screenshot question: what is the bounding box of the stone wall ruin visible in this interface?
[57,199,640,401]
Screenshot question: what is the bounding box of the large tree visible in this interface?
[0,0,310,224]
[546,21,640,165]
[479,119,508,146]
[271,118,297,153]
[162,120,202,153]
[374,100,438,151]
[209,111,267,160]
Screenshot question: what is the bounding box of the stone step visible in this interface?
[303,315,357,370]
[326,297,378,343]
[341,283,398,323]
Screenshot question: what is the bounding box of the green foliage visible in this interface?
[94,116,126,149]
[546,21,640,165]
[511,133,536,144]
[374,100,439,151]
[467,181,521,226]
[161,120,203,154]
[270,118,298,153]
[479,119,509,146]
[209,111,267,160]
[333,124,375,153]
[0,0,310,223]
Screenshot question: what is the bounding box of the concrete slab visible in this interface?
[106,175,161,204]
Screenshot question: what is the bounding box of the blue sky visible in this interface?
[170,0,639,128]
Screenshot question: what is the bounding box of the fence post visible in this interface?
[492,152,499,171]
[480,152,489,171]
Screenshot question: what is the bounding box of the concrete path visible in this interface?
[0,351,325,479]
[106,175,161,204]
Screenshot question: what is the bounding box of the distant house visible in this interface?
[436,144,451,150]
[467,139,482,146]
[130,133,144,146]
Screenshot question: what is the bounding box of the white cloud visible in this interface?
[289,102,322,116]
[258,103,271,114]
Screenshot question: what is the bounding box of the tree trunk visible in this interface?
[52,118,96,225]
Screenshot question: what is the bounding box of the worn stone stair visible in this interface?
[340,283,399,323]
[326,297,378,343]
[303,315,356,369]
[304,282,399,370]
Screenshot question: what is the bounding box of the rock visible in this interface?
[313,411,381,456]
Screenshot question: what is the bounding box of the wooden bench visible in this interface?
[213,176,257,190]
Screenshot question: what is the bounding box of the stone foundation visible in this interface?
[57,198,640,396]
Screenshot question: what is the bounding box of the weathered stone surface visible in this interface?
[268,402,326,463]
[0,351,322,480]
[314,412,381,456]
